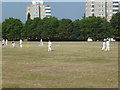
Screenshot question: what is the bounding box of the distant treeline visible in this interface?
[2,12,120,41]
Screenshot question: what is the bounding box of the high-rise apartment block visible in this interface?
[86,0,120,21]
[26,0,51,20]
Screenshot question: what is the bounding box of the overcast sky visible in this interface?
[1,2,85,23]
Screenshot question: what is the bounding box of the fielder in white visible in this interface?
[39,39,43,46]
[12,42,15,47]
[6,39,8,46]
[102,41,106,51]
[48,40,52,51]
[20,39,23,48]
[2,39,5,46]
[105,40,110,51]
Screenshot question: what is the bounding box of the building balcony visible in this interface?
[91,3,94,5]
[45,13,51,15]
[45,7,51,9]
[113,11,118,14]
[113,3,119,5]
[91,7,94,10]
[113,7,119,9]
[91,12,94,14]
[45,10,51,12]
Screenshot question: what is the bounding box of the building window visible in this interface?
[92,5,94,8]
[45,9,51,10]
[46,12,51,14]
[113,2,119,3]
[34,8,38,11]
[27,13,31,19]
[46,15,50,17]
[113,5,119,7]
[113,10,119,12]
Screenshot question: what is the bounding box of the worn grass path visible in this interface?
[2,41,118,88]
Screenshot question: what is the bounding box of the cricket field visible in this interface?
[2,41,118,88]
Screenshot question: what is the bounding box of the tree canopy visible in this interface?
[0,23,2,39]
[2,18,23,40]
[110,12,120,40]
[2,13,120,41]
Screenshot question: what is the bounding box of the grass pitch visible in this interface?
[2,41,118,88]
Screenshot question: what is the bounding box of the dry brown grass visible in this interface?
[2,41,118,88]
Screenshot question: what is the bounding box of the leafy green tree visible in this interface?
[0,23,2,39]
[34,18,44,39]
[21,19,33,39]
[22,18,42,40]
[41,17,59,40]
[110,12,120,39]
[2,18,23,40]
[78,16,112,40]
[30,18,42,39]
[71,19,81,40]
[56,19,73,40]
[2,15,119,41]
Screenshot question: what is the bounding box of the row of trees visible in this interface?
[2,12,120,41]
[0,23,2,39]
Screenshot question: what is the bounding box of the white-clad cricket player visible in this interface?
[20,39,23,48]
[6,39,8,46]
[48,40,52,51]
[105,40,110,51]
[102,41,106,51]
[39,38,43,46]
[2,39,5,46]
[12,42,15,47]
